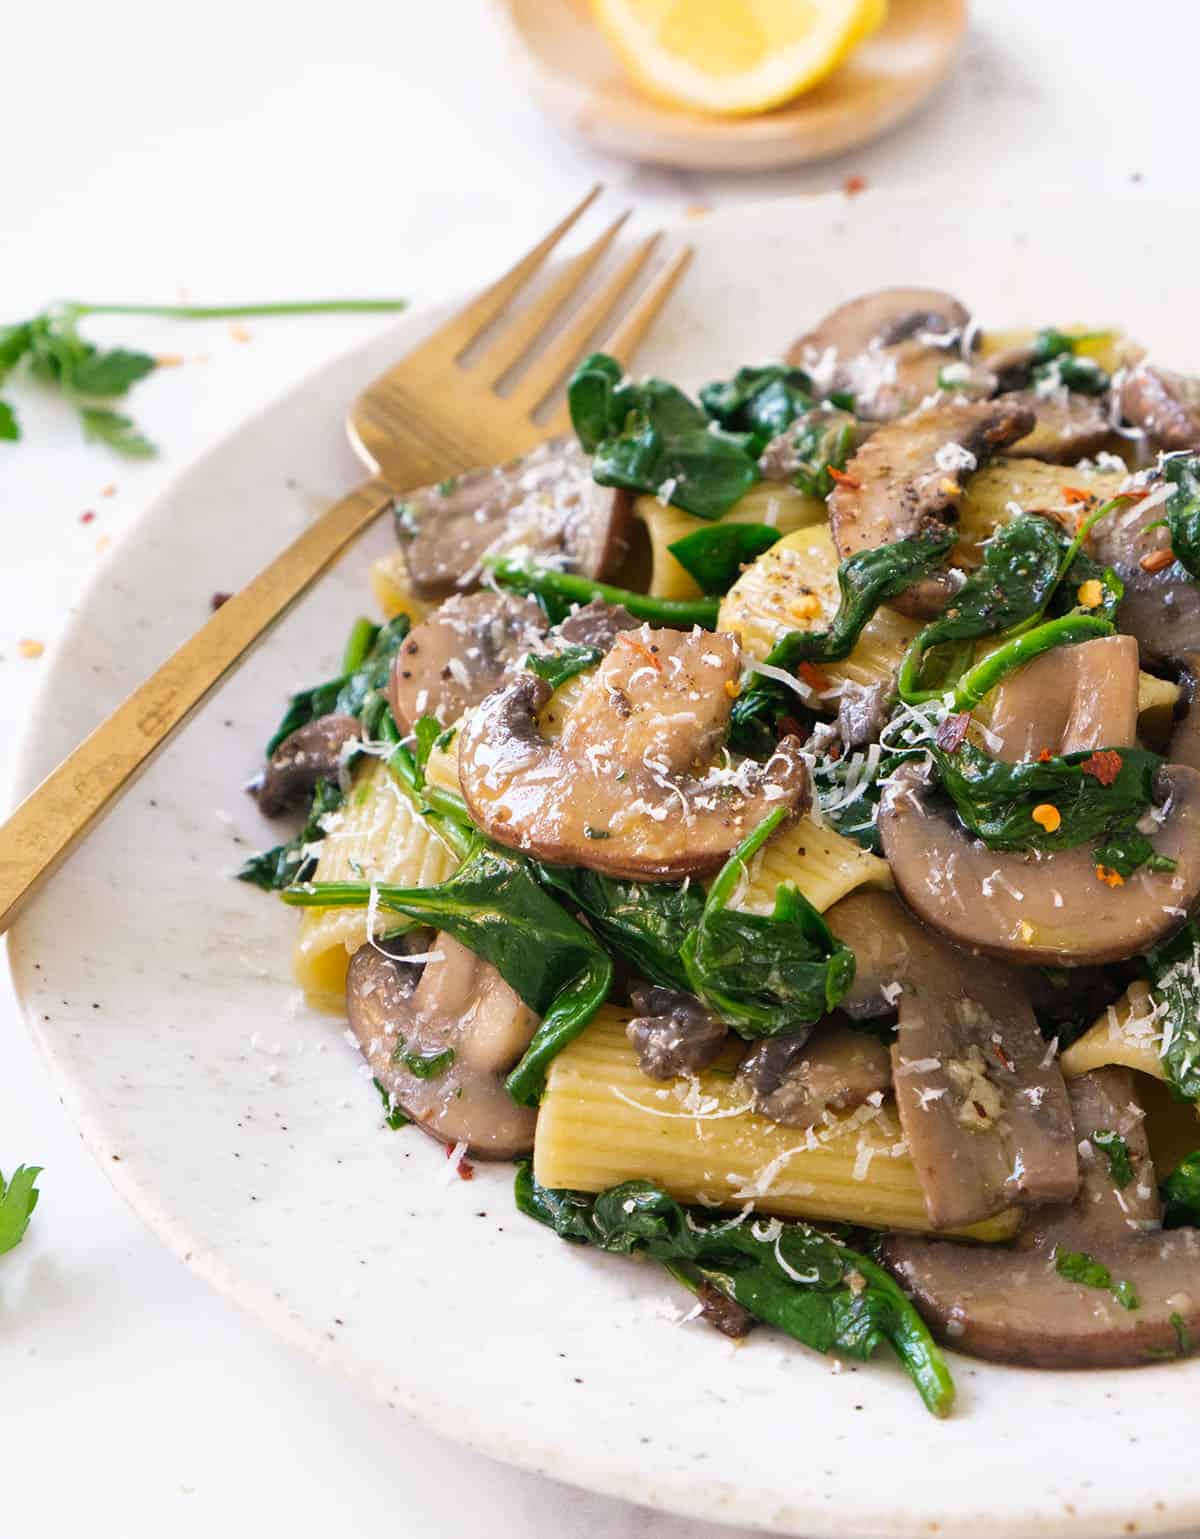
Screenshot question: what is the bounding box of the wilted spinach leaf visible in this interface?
[698,365,814,454]
[667,522,781,595]
[1162,454,1200,580]
[1144,922,1200,1102]
[1162,1151,1200,1228]
[515,1165,954,1417]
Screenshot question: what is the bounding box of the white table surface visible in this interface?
[1,2,1194,1534]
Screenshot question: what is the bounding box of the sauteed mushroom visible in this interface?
[346,932,537,1159]
[1004,390,1111,464]
[828,398,1036,618]
[1091,496,1200,665]
[626,985,728,1079]
[828,891,1077,1229]
[787,288,971,421]
[985,634,1140,763]
[457,626,809,881]
[388,591,544,731]
[1118,363,1200,451]
[256,714,361,817]
[884,1068,1200,1367]
[738,1020,892,1131]
[878,762,1200,966]
[1168,652,1200,772]
[395,438,631,598]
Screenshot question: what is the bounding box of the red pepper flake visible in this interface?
[79,510,96,525]
[1079,749,1123,786]
[993,1041,1014,1073]
[935,711,971,754]
[445,1144,475,1180]
[827,466,861,489]
[210,591,233,611]
[1095,865,1125,888]
[623,637,663,671]
[1140,547,1175,574]
[1037,748,1054,763]
[1061,486,1094,505]
[843,174,868,196]
[798,661,831,692]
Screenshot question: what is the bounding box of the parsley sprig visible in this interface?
[0,297,406,455]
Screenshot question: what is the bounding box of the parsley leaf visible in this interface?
[1092,1129,1135,1189]
[0,1165,42,1254]
[1055,1248,1139,1310]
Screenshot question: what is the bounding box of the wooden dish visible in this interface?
[492,0,967,171]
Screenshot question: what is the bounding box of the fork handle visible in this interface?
[0,476,394,936]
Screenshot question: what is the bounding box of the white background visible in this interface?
[1,3,1194,1535]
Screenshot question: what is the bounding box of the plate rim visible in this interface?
[9,188,1200,1539]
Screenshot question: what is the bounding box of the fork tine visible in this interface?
[474,210,632,384]
[541,243,694,435]
[508,233,661,416]
[418,185,603,360]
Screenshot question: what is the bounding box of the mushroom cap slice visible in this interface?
[388,590,545,732]
[878,762,1200,966]
[1091,495,1200,665]
[552,597,642,650]
[828,891,1077,1228]
[883,1068,1200,1368]
[1118,363,1200,452]
[457,625,810,881]
[828,398,1036,619]
[1003,389,1112,464]
[395,438,631,598]
[738,1020,892,1131]
[985,634,1140,763]
[786,288,971,421]
[256,713,361,817]
[346,932,537,1159]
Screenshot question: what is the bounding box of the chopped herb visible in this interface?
[524,644,603,692]
[667,522,782,596]
[680,807,856,1037]
[393,1042,455,1080]
[0,1165,41,1255]
[373,1077,410,1129]
[567,352,760,521]
[1092,1129,1135,1189]
[1055,1248,1138,1310]
[583,826,611,840]
[515,1165,954,1417]
[1161,1151,1200,1229]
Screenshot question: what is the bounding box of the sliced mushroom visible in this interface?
[828,398,1036,619]
[878,761,1200,966]
[828,891,1077,1229]
[256,713,361,817]
[985,634,1140,763]
[394,438,631,598]
[626,985,728,1079]
[1004,389,1112,464]
[552,597,641,650]
[388,591,545,731]
[1090,493,1200,665]
[883,1068,1200,1367]
[786,288,971,421]
[738,1020,892,1131]
[346,932,537,1159]
[1118,363,1200,451]
[836,676,894,751]
[458,626,809,881]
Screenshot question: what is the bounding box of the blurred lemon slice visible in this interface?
[590,0,888,117]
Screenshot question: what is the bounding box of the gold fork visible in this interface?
[0,187,692,933]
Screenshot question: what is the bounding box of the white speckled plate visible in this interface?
[10,192,1200,1538]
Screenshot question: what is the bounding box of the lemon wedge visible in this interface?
[590,0,888,117]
